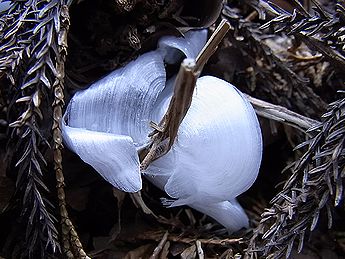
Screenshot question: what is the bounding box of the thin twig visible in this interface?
[160,241,170,259]
[140,59,197,170]
[140,19,230,170]
[195,19,231,72]
[196,240,204,259]
[129,191,158,218]
[245,94,319,131]
[124,230,244,246]
[150,231,169,259]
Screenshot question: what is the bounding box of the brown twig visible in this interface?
[129,191,158,218]
[195,19,231,72]
[150,231,169,259]
[140,59,198,170]
[140,19,230,170]
[196,240,204,259]
[245,94,319,131]
[124,230,244,246]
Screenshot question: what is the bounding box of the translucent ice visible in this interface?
[62,30,263,232]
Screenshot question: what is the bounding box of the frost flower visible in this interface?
[62,30,262,232]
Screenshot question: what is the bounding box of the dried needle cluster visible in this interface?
[244,0,345,257]
[0,0,85,257]
[260,0,345,71]
[247,95,345,257]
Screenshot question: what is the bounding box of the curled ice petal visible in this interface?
[63,52,165,193]
[144,76,262,231]
[62,123,141,192]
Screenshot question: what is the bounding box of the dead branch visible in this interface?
[246,94,319,131]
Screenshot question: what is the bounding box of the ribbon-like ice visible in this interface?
[62,30,262,232]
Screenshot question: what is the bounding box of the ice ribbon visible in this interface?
[62,30,208,192]
[62,30,263,232]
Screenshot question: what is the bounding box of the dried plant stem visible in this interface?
[140,19,230,170]
[140,59,198,170]
[195,19,231,71]
[125,230,243,246]
[246,94,319,131]
[149,231,169,259]
[129,191,157,217]
[196,240,204,259]
[52,5,87,259]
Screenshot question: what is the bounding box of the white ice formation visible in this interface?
[62,30,262,232]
